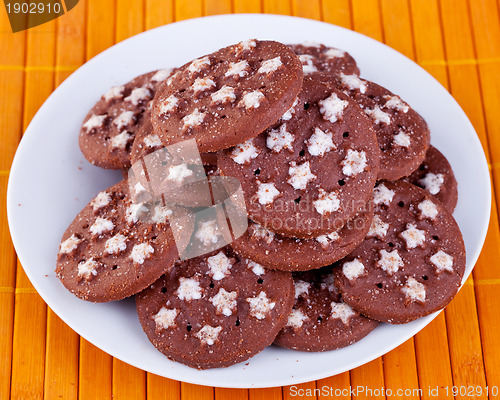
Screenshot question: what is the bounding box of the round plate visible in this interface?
[7,14,490,388]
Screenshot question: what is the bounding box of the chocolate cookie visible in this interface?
[288,42,360,78]
[333,76,430,181]
[405,145,458,212]
[130,110,217,167]
[151,39,303,152]
[334,180,466,324]
[55,180,185,302]
[231,206,373,271]
[217,77,380,238]
[135,247,294,369]
[79,69,174,170]
[274,268,378,351]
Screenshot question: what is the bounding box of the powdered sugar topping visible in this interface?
[316,231,340,247]
[125,87,151,105]
[167,163,193,183]
[319,93,348,123]
[267,124,294,153]
[231,138,259,164]
[307,127,335,156]
[83,114,106,131]
[342,258,365,281]
[144,134,162,148]
[225,60,250,78]
[209,288,238,316]
[89,217,114,236]
[113,111,134,130]
[176,277,203,301]
[402,277,426,303]
[367,214,389,239]
[78,258,98,281]
[130,242,154,264]
[298,54,318,74]
[111,131,132,149]
[182,108,206,130]
[384,95,409,113]
[286,309,309,330]
[330,302,356,325]
[59,234,81,255]
[194,325,222,345]
[341,149,367,177]
[187,56,211,74]
[240,90,265,109]
[420,173,444,195]
[340,73,367,94]
[256,182,280,205]
[247,260,265,276]
[430,250,454,274]
[400,223,426,249]
[207,251,233,280]
[154,307,178,331]
[287,161,317,190]
[377,249,403,276]
[211,85,236,104]
[313,188,340,215]
[418,199,439,220]
[365,106,391,125]
[294,280,311,299]
[393,131,411,147]
[373,184,395,207]
[195,219,221,246]
[250,223,275,245]
[246,291,275,320]
[258,57,283,74]
[159,95,179,114]
[191,77,216,94]
[92,191,111,211]
[105,234,127,255]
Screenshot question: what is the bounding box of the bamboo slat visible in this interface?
[145,0,174,29]
[43,5,87,399]
[86,0,115,59]
[147,373,181,400]
[78,340,112,400]
[283,382,317,399]
[291,0,321,20]
[321,0,352,29]
[349,358,385,400]
[316,372,351,400]
[215,387,249,400]
[112,358,146,400]
[181,383,214,400]
[116,0,145,43]
[262,0,291,16]
[249,387,283,400]
[0,4,24,400]
[205,0,232,15]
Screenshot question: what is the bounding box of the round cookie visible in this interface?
[231,206,373,271]
[135,247,294,369]
[288,42,360,78]
[405,145,458,212]
[217,77,380,238]
[274,268,379,351]
[130,110,217,167]
[151,39,303,152]
[334,180,466,324]
[333,75,430,181]
[79,69,174,170]
[55,179,184,302]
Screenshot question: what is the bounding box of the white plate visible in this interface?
[7,14,490,388]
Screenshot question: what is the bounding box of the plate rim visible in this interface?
[6,13,492,388]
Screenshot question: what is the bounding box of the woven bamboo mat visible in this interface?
[1,0,500,399]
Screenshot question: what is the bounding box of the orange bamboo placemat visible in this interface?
[1,0,500,399]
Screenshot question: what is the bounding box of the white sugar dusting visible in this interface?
[250,223,275,245]
[83,114,106,131]
[111,131,132,149]
[256,182,280,205]
[247,260,266,276]
[373,184,395,207]
[313,188,340,215]
[281,97,299,121]
[258,57,283,74]
[130,242,154,264]
[306,127,335,157]
[267,124,294,153]
[182,108,206,129]
[113,111,135,130]
[341,149,367,177]
[377,249,403,276]
[211,85,236,104]
[316,231,340,247]
[418,199,439,220]
[340,73,367,93]
[151,68,174,82]
[231,138,259,164]
[246,291,275,320]
[240,90,265,109]
[207,251,233,280]
[191,77,216,94]
[420,173,444,195]
[209,288,238,316]
[195,219,221,246]
[125,202,147,224]
[59,234,81,254]
[125,87,151,105]
[324,48,346,58]
[342,258,365,281]
[365,106,391,125]
[225,60,250,78]
[152,206,172,224]
[384,95,409,113]
[176,277,203,301]
[167,163,193,183]
[144,134,162,148]
[298,54,318,74]
[287,161,317,190]
[105,234,127,254]
[77,258,98,281]
[187,56,211,74]
[430,250,454,274]
[286,309,309,330]
[330,302,356,325]
[367,214,389,239]
[294,280,311,299]
[319,93,348,123]
[400,223,426,249]
[194,325,222,345]
[159,95,179,115]
[393,131,411,147]
[402,277,426,303]
[154,307,178,331]
[89,217,114,236]
[92,191,111,211]
[104,85,124,101]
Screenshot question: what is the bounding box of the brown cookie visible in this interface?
[135,247,294,369]
[151,39,303,152]
[405,145,458,212]
[288,42,360,78]
[333,75,430,181]
[79,69,174,170]
[334,180,466,324]
[231,206,373,271]
[130,109,217,167]
[274,268,379,351]
[217,77,380,238]
[55,180,185,302]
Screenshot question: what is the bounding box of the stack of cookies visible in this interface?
[56,39,465,369]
